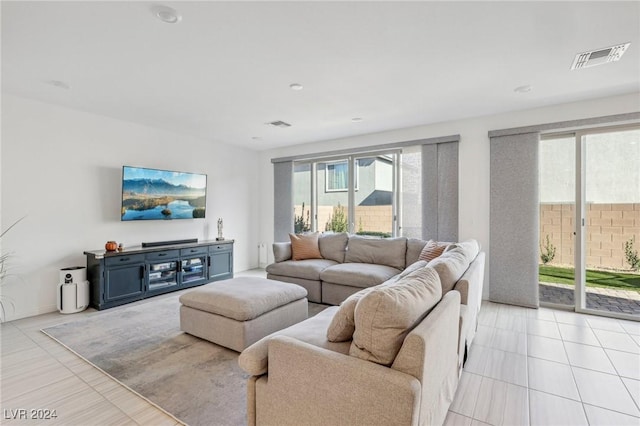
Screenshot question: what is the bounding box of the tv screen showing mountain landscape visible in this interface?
[121,166,207,221]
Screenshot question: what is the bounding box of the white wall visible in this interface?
[258,92,640,299]
[1,94,261,321]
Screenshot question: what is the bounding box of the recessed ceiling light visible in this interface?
[514,85,532,93]
[289,83,303,91]
[152,5,182,24]
[45,80,70,90]
[351,117,364,122]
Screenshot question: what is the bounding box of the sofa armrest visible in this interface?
[256,335,421,425]
[272,242,292,262]
[453,251,485,349]
[392,291,461,425]
[453,251,485,308]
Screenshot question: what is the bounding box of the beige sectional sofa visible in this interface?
[266,233,485,363]
[240,268,462,426]
[240,236,486,425]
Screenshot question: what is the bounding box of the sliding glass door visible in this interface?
[539,135,576,309]
[540,125,639,320]
[580,128,640,318]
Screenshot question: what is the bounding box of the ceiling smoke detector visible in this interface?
[266,120,292,128]
[571,42,630,70]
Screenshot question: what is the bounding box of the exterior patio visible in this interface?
[540,282,640,315]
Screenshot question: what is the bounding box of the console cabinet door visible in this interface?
[209,245,233,281]
[104,264,145,302]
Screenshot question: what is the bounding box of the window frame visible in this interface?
[324,160,359,192]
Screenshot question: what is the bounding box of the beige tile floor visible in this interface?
[1,296,182,426]
[445,301,640,426]
[2,271,639,426]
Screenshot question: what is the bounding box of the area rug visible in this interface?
[42,291,327,426]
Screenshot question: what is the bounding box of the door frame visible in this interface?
[541,124,639,321]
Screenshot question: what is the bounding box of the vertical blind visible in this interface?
[489,132,540,308]
[422,141,459,242]
[273,161,294,243]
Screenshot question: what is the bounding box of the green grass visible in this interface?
[539,265,640,292]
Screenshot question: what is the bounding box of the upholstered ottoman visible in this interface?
[179,277,308,352]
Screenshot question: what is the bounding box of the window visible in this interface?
[281,137,460,242]
[325,161,359,192]
[295,153,397,235]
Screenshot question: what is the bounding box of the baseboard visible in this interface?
[3,303,58,323]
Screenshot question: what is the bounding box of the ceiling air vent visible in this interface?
[571,42,630,70]
[266,120,292,128]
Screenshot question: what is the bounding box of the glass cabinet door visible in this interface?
[181,256,207,286]
[147,260,179,292]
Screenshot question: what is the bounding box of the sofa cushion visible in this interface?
[273,242,292,263]
[345,235,407,270]
[320,263,401,289]
[290,233,323,260]
[326,287,374,342]
[427,247,470,294]
[418,240,449,262]
[319,232,349,263]
[445,239,480,262]
[266,259,338,281]
[350,266,442,366]
[326,260,429,342]
[405,238,429,266]
[178,277,307,321]
[238,306,351,376]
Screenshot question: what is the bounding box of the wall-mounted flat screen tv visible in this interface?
[121,166,207,221]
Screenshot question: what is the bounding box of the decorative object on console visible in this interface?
[105,241,118,252]
[121,166,207,221]
[216,217,225,241]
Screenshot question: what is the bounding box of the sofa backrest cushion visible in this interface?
[326,260,428,342]
[349,266,442,366]
[289,233,323,260]
[319,232,349,263]
[427,246,472,294]
[444,239,480,261]
[345,235,407,270]
[405,238,428,266]
[273,242,292,263]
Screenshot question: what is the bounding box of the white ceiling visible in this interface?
[2,1,639,150]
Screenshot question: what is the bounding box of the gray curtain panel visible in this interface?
[489,132,540,308]
[422,141,459,242]
[273,161,294,242]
